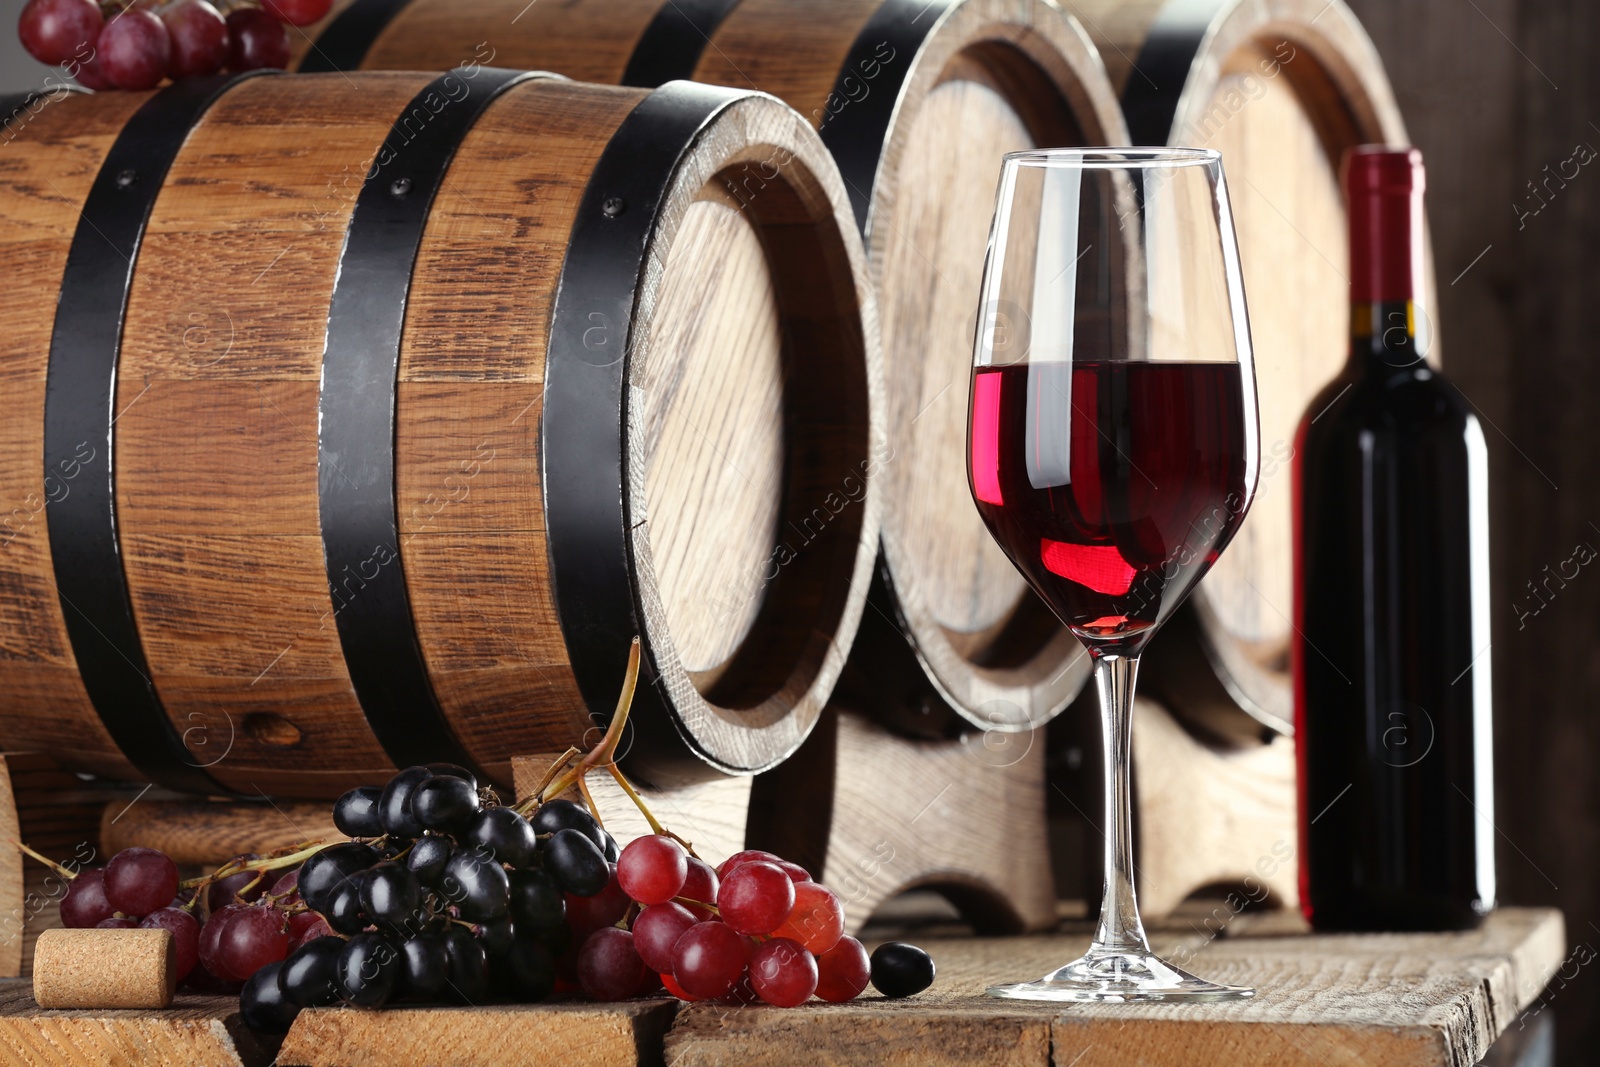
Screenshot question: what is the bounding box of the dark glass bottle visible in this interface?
[1293,147,1495,931]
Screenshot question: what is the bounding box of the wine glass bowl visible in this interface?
[969,148,1259,1002]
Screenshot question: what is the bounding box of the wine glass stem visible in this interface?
[1091,653,1152,956]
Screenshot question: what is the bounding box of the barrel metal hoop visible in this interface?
[620,0,745,88]
[297,0,414,72]
[44,71,273,795]
[818,0,956,235]
[319,68,543,779]
[1119,0,1224,145]
[542,80,748,781]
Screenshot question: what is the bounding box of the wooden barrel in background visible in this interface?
[0,71,882,798]
[284,0,1131,735]
[1073,0,1434,741]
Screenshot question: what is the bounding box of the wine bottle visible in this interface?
[1292,147,1495,931]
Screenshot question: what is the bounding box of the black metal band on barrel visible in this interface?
[320,68,543,779]
[543,81,747,782]
[44,72,271,795]
[1119,0,1221,145]
[620,0,744,88]
[817,0,954,234]
[297,0,414,72]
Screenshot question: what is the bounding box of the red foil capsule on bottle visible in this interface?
[1342,146,1424,303]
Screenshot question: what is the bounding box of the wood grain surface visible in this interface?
[98,798,339,868]
[0,982,275,1067]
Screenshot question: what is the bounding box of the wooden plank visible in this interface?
[278,1000,678,1067]
[663,908,1565,1067]
[98,799,339,868]
[0,981,274,1067]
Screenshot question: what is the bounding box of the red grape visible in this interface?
[104,848,179,918]
[680,856,718,918]
[72,50,114,90]
[287,911,331,951]
[617,835,687,906]
[670,920,746,1000]
[17,0,101,66]
[199,903,248,980]
[814,936,870,1002]
[98,8,171,91]
[207,855,274,911]
[717,849,809,883]
[216,904,289,981]
[161,0,227,78]
[749,937,817,1007]
[661,972,699,1001]
[95,916,136,929]
[716,861,794,936]
[60,869,115,928]
[772,881,845,955]
[140,907,201,981]
[565,865,628,939]
[631,902,697,974]
[261,0,332,27]
[270,868,301,904]
[576,927,647,1001]
[224,7,288,71]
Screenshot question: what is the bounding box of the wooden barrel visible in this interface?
[0,70,882,798]
[284,0,1129,734]
[1072,0,1433,740]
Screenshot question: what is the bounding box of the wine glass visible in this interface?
[969,148,1259,1002]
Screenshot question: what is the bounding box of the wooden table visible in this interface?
[0,908,1563,1067]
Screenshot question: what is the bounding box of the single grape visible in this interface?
[332,786,384,838]
[240,961,299,1033]
[869,941,935,998]
[499,933,556,1001]
[199,903,248,981]
[529,798,605,850]
[425,762,478,792]
[140,907,201,981]
[661,972,699,1001]
[407,834,452,889]
[462,806,537,868]
[577,928,647,1002]
[277,935,342,1008]
[440,847,510,924]
[260,0,333,28]
[508,868,565,935]
[617,835,688,906]
[104,847,180,917]
[716,861,794,936]
[477,916,514,956]
[564,865,627,939]
[217,904,290,981]
[814,935,870,1003]
[441,924,490,1004]
[337,932,399,1008]
[749,937,817,1007]
[670,920,747,1000]
[376,766,431,838]
[98,8,170,91]
[631,902,697,974]
[772,881,845,955]
[546,828,608,896]
[223,7,288,71]
[60,869,115,929]
[718,849,809,883]
[679,857,719,920]
[17,0,101,66]
[396,931,449,1000]
[287,911,332,951]
[325,875,369,936]
[160,0,226,78]
[207,855,272,912]
[412,775,479,834]
[270,868,301,905]
[298,842,378,913]
[95,916,136,928]
[360,861,422,932]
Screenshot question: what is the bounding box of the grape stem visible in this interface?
[11,841,78,880]
[536,637,641,805]
[177,839,329,891]
[671,895,718,916]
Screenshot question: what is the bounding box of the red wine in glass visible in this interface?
[969,360,1250,657]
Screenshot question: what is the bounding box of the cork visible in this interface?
[33,928,177,1009]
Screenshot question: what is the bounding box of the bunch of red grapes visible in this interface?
[17,0,331,91]
[36,761,933,1034]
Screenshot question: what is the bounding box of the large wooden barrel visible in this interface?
[1073,0,1433,740]
[0,71,882,798]
[284,0,1129,734]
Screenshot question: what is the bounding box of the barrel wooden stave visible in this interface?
[1,74,879,797]
[1075,0,1425,736]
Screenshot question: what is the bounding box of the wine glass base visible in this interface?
[986,948,1255,1003]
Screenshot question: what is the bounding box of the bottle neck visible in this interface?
[1349,300,1426,373]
